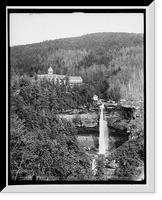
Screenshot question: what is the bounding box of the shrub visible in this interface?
[95,155,105,180]
[107,135,145,180]
[107,86,121,102]
[72,114,82,127]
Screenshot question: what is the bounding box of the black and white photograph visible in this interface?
[5,4,155,193]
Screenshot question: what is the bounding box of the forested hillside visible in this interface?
[10,32,144,102]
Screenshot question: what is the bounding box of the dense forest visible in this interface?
[10,32,145,181]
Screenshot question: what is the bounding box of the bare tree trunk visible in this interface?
[133,65,136,80]
[128,79,131,91]
[15,159,24,180]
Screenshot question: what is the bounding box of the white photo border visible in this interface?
[4,3,155,193]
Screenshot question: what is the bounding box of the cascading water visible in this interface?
[98,104,109,154]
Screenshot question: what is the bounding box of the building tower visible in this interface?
[48,66,53,75]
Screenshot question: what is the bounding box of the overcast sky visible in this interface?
[9,13,144,46]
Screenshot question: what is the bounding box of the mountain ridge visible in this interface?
[11,31,143,48]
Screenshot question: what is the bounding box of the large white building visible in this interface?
[36,67,82,86]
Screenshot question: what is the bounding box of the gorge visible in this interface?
[60,101,135,156]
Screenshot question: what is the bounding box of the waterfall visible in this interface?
[98,104,109,154]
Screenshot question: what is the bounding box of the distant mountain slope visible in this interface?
[41,32,143,51]
[10,32,143,76]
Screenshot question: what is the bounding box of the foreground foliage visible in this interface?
[10,77,94,181]
[107,134,145,180]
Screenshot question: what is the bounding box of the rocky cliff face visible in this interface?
[59,102,141,154]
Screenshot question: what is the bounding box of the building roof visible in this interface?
[37,74,66,79]
[54,74,66,79]
[37,74,49,78]
[68,76,82,82]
